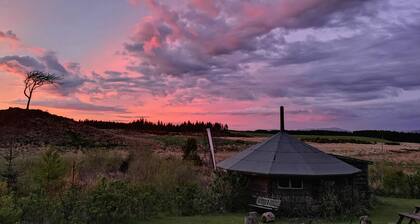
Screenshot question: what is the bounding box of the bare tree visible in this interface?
[24,71,60,110]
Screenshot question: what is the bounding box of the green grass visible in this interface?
[142,214,243,224]
[227,131,396,144]
[152,135,188,148]
[152,135,254,151]
[141,197,420,224]
[228,130,272,137]
[152,133,397,149]
[370,197,420,223]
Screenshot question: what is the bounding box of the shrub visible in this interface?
[134,184,160,220]
[407,171,420,198]
[32,148,68,194]
[86,180,138,224]
[19,192,61,224]
[319,182,341,218]
[128,150,199,188]
[208,171,249,212]
[59,186,87,224]
[174,183,203,216]
[182,138,202,165]
[0,194,22,224]
[383,170,409,196]
[370,163,419,198]
[77,149,126,181]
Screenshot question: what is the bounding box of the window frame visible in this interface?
[276,177,304,190]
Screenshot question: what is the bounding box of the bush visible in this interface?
[182,138,202,165]
[174,183,204,216]
[59,186,87,224]
[0,194,22,224]
[85,180,139,223]
[208,171,249,212]
[407,171,420,198]
[370,163,420,198]
[383,170,409,196]
[19,192,61,223]
[32,148,68,194]
[0,145,259,223]
[319,182,341,218]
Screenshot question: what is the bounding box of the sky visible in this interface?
[1,0,420,131]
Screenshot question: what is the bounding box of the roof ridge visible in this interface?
[268,133,281,174]
[286,134,315,174]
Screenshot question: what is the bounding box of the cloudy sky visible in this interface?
[1,0,419,130]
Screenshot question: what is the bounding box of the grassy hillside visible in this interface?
[0,107,121,147]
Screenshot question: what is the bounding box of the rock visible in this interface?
[261,212,275,223]
[245,212,259,224]
[359,215,372,224]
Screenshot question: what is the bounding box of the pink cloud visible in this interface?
[189,0,220,17]
[124,0,342,63]
[0,61,27,76]
[0,30,19,42]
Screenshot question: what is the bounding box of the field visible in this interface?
[215,134,420,168]
[142,197,420,224]
[1,109,420,223]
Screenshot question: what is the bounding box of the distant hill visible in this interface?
[304,127,349,132]
[0,107,121,147]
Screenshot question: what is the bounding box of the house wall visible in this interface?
[333,157,371,201]
[247,174,365,215]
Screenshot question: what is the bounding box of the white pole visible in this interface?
[206,128,217,170]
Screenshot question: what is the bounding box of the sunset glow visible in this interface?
[1,0,420,130]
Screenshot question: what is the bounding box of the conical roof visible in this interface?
[217,132,360,176]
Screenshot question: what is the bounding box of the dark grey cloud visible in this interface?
[0,55,46,71]
[260,19,420,102]
[0,51,88,96]
[12,98,126,113]
[120,0,382,100]
[108,0,420,129]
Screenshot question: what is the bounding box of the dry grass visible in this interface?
[215,136,420,167]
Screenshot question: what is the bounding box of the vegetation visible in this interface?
[0,145,249,224]
[140,197,420,224]
[0,144,18,192]
[83,119,229,134]
[252,129,420,143]
[370,162,420,198]
[182,138,202,165]
[295,135,392,144]
[0,108,122,148]
[1,108,420,223]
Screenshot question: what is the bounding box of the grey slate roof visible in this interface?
[217,132,361,176]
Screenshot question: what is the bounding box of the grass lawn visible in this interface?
[142,197,420,224]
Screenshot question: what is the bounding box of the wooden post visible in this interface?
[206,128,216,170]
[71,161,76,187]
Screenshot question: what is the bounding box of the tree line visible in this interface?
[81,119,229,134]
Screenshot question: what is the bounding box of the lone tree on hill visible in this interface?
[24,71,60,110]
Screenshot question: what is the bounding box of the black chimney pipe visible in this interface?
[280,106,285,132]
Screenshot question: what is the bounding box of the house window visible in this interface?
[277,177,303,189]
